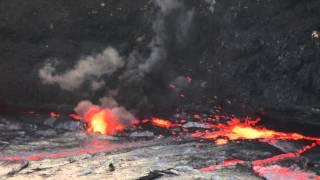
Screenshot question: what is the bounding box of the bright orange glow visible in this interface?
[229,126,276,140]
[83,107,122,135]
[151,118,182,128]
[88,110,108,134]
[151,118,174,128]
[215,138,228,145]
[194,118,320,143]
[115,124,125,131]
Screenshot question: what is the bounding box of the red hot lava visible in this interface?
[43,109,320,178]
[192,118,320,144]
[186,117,320,178]
[151,118,181,129]
[82,107,124,135]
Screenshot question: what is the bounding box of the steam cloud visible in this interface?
[39,47,124,91]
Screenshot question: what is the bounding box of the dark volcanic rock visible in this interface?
[0,0,320,124]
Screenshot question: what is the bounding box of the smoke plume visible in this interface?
[125,0,194,78]
[74,97,135,125]
[39,0,195,118]
[39,47,124,91]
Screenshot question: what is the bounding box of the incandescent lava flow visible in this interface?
[46,107,320,178]
[82,107,125,135]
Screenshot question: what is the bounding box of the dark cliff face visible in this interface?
[1,0,320,117]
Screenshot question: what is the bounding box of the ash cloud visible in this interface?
[38,0,195,115]
[39,0,194,89]
[39,47,124,91]
[125,0,194,76]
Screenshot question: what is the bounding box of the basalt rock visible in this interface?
[0,0,320,124]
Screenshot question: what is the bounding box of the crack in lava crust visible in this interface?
[2,110,320,178]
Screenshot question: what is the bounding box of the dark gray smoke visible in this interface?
[120,0,194,84]
[139,0,194,72]
[38,0,195,115]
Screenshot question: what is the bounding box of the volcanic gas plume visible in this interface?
[73,98,134,135]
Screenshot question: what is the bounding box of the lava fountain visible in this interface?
[82,106,124,135]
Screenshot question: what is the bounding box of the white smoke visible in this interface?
[39,47,124,91]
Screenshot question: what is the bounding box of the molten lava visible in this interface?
[14,106,320,178]
[192,118,320,144]
[83,107,123,135]
[151,118,173,128]
[187,117,320,177]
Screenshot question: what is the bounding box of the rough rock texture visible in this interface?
[1,113,320,179]
[1,142,265,180]
[1,0,320,120]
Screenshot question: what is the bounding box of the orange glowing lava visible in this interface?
[151,118,174,128]
[151,118,182,128]
[83,107,123,135]
[215,138,228,145]
[192,118,320,144]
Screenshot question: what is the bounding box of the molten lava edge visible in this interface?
[11,110,320,178]
[83,107,122,135]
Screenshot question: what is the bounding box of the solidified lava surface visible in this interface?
[1,107,320,179]
[1,0,320,179]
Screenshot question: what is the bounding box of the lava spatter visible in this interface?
[192,118,320,144]
[83,106,123,135]
[10,108,320,178]
[151,118,181,129]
